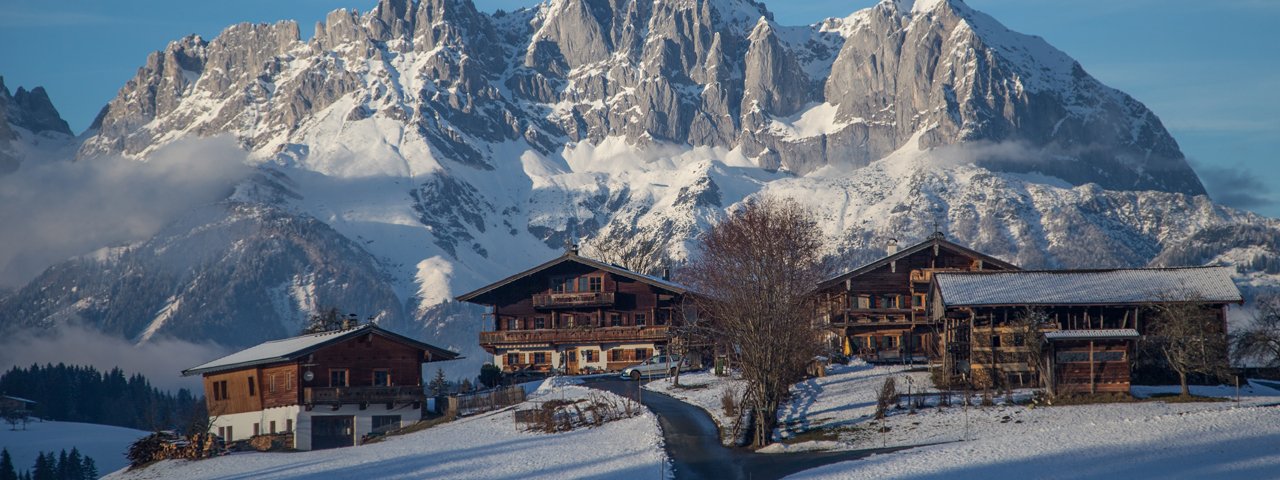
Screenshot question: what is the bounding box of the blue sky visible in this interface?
[1,0,1275,216]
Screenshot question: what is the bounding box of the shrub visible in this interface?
[875,378,898,420]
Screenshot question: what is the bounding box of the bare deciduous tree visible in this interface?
[681,197,828,448]
[1009,308,1051,391]
[580,226,670,276]
[1148,294,1231,397]
[1234,292,1280,368]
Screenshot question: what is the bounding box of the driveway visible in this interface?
[588,379,918,480]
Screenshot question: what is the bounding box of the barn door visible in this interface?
[311,416,355,450]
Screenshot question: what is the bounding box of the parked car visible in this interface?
[621,354,688,380]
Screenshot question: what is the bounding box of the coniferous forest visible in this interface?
[0,364,205,431]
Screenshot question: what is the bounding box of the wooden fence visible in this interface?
[445,386,527,418]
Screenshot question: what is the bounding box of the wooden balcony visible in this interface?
[532,292,616,309]
[304,386,425,406]
[480,326,670,347]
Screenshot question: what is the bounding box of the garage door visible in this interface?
[311,416,355,450]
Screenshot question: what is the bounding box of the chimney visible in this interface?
[342,314,358,330]
[662,267,671,281]
[887,238,899,256]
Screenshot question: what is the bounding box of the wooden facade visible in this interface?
[930,268,1241,396]
[184,324,458,450]
[457,248,687,374]
[815,233,1018,362]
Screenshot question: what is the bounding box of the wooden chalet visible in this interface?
[931,267,1242,395]
[182,323,458,450]
[456,246,688,374]
[815,233,1018,362]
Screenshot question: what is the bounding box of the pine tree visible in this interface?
[79,458,96,480]
[31,453,53,480]
[428,368,449,397]
[63,450,82,480]
[55,451,67,480]
[0,448,18,480]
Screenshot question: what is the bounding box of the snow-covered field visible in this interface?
[735,361,1280,479]
[105,378,669,480]
[0,420,147,475]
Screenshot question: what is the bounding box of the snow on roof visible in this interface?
[935,267,1242,307]
[1044,329,1140,340]
[182,324,459,376]
[1,394,36,404]
[456,251,688,304]
[183,326,364,376]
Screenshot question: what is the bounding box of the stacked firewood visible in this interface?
[127,431,223,468]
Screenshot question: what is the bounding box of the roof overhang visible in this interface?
[456,252,688,305]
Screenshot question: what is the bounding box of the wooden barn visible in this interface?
[814,232,1018,362]
[931,267,1243,395]
[182,323,458,450]
[457,246,689,374]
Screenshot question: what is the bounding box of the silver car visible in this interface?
[621,354,688,380]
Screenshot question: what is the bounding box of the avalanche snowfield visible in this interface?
[647,362,1280,479]
[104,378,669,480]
[0,419,147,474]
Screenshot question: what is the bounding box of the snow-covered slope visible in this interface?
[104,380,667,480]
[0,420,148,475]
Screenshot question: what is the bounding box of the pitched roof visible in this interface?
[181,324,460,376]
[455,250,688,304]
[818,233,1019,290]
[1,394,36,404]
[934,266,1243,307]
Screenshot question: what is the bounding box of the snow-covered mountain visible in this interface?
[0,76,76,173]
[3,0,1278,378]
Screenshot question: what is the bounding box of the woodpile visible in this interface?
[127,431,223,468]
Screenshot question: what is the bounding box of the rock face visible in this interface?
[4,0,1276,376]
[79,0,1202,194]
[0,76,75,173]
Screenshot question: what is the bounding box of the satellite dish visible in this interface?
[303,371,315,382]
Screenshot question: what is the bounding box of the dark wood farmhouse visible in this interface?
[931,267,1242,395]
[815,233,1018,361]
[457,247,688,374]
[182,323,458,450]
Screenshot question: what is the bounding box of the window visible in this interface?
[213,380,229,401]
[253,423,260,436]
[589,277,602,292]
[1012,334,1026,347]
[656,311,668,325]
[270,421,277,434]
[217,426,225,439]
[583,350,596,362]
[990,335,1002,348]
[286,419,293,432]
[247,377,256,397]
[507,353,520,366]
[857,295,870,309]
[534,317,546,329]
[551,278,565,293]
[533,352,548,364]
[635,348,649,360]
[1056,351,1091,363]
[507,318,519,330]
[882,296,897,309]
[1094,351,1125,362]
[372,415,402,434]
[373,369,391,386]
[578,277,589,292]
[330,369,349,387]
[226,426,233,441]
[912,294,926,309]
[635,313,647,326]
[286,375,293,391]
[610,313,622,327]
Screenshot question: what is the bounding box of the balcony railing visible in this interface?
[532,292,616,309]
[304,385,425,405]
[480,326,670,346]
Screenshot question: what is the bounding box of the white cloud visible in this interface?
[0,135,251,287]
